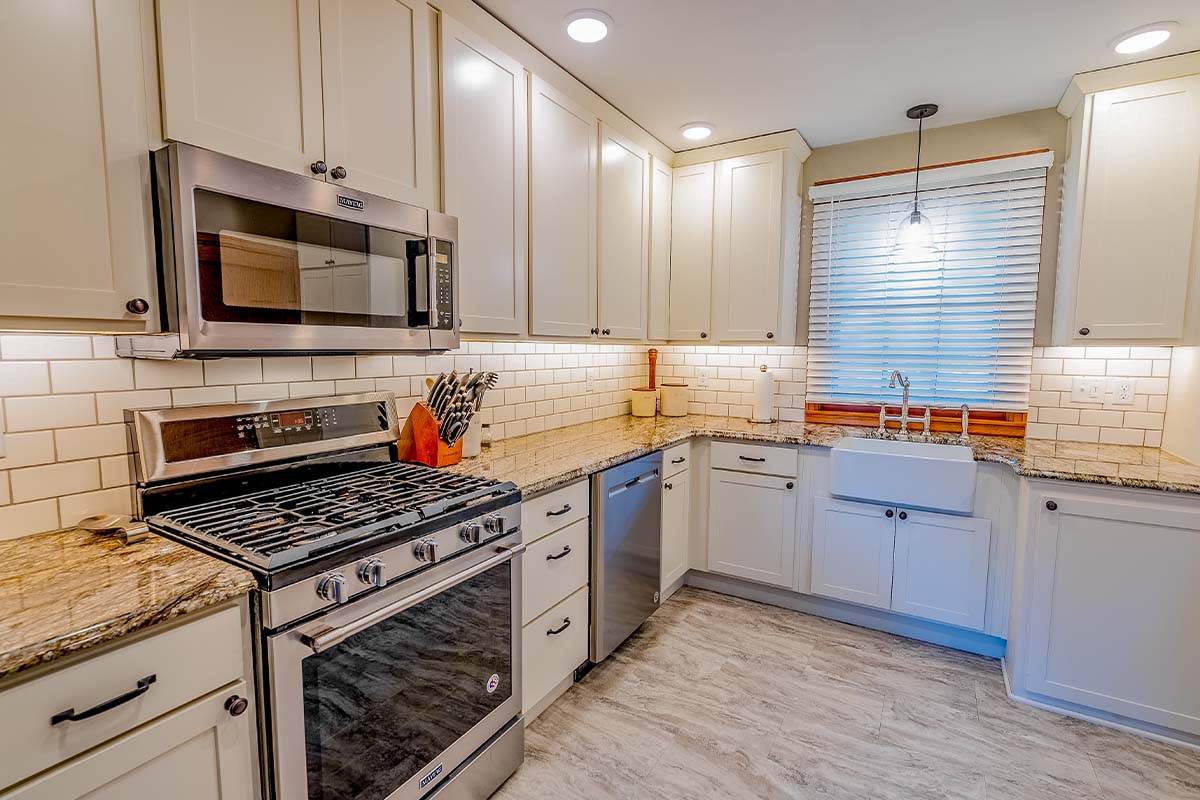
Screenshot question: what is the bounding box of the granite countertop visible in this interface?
[450,414,1200,497]
[0,529,255,681]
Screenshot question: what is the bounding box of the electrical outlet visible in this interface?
[1109,377,1136,406]
[1070,376,1105,403]
[585,368,599,393]
[697,366,711,388]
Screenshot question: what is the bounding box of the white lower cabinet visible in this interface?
[892,510,990,630]
[1022,486,1200,735]
[810,498,895,609]
[523,519,588,624]
[661,469,690,594]
[522,587,588,717]
[707,469,797,588]
[2,682,255,800]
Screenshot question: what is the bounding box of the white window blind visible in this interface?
[807,153,1050,411]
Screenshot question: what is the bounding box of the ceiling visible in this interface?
[476,0,1200,151]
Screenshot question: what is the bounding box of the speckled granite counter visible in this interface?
[449,414,1200,497]
[0,529,254,681]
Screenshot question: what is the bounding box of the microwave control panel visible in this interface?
[433,238,454,331]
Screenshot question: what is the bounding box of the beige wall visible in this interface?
[797,108,1068,344]
[1163,347,1200,463]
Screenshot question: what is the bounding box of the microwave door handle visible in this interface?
[300,543,526,654]
[426,236,438,326]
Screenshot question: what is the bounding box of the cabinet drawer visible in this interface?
[524,480,589,544]
[522,587,588,714]
[663,443,690,478]
[711,441,798,477]
[523,519,589,624]
[0,605,244,789]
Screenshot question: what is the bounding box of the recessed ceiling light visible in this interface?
[1112,21,1179,54]
[680,122,714,141]
[564,9,612,43]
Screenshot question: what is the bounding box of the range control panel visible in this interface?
[160,402,389,463]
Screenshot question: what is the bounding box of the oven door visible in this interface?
[156,143,458,354]
[266,536,523,800]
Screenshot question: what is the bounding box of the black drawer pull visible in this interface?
[738,456,767,462]
[51,675,157,725]
[546,504,572,517]
[547,617,572,636]
[546,545,572,561]
[671,457,686,464]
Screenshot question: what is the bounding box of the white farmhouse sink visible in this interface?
[829,437,978,514]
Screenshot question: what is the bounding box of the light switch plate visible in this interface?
[697,366,712,388]
[585,368,599,393]
[1108,377,1136,406]
[1071,376,1105,403]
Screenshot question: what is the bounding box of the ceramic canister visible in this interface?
[659,383,688,416]
[631,387,658,417]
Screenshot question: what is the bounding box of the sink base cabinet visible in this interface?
[810,498,895,609]
[892,511,990,631]
[707,469,797,588]
[1018,486,1200,736]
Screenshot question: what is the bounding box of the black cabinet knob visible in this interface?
[125,298,150,315]
[330,165,347,180]
[310,160,328,175]
[225,695,248,717]
[898,511,908,521]
[885,509,895,518]
[602,328,611,336]
[785,481,794,489]
[700,332,708,339]
[1078,327,1090,336]
[590,327,599,335]
[1045,500,1058,511]
[664,482,673,490]
[766,332,775,339]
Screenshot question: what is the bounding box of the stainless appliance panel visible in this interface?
[590,452,663,662]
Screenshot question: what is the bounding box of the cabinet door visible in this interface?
[707,469,796,588]
[647,157,673,340]
[0,0,152,323]
[157,0,325,176]
[319,0,433,206]
[1074,76,1200,341]
[3,683,255,800]
[668,163,715,341]
[661,470,690,593]
[597,124,650,339]
[530,77,597,337]
[1025,491,1200,734]
[441,15,527,335]
[810,497,895,609]
[892,510,991,630]
[713,151,783,342]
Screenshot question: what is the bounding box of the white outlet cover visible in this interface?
[697,366,712,388]
[585,367,599,393]
[1070,376,1105,403]
[1108,377,1136,406]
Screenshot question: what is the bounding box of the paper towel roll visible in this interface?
[751,365,774,423]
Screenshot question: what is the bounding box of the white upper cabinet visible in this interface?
[597,124,650,340]
[0,0,153,324]
[530,77,597,338]
[713,150,799,343]
[157,0,326,176]
[318,0,433,206]
[158,0,433,204]
[440,15,527,335]
[668,163,715,341]
[1056,73,1200,343]
[647,157,673,340]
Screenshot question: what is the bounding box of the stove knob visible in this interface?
[483,514,505,535]
[460,522,482,544]
[316,573,348,604]
[414,539,438,563]
[357,558,386,587]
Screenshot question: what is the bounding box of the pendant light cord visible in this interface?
[912,117,924,214]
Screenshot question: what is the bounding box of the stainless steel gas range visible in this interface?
[127,392,523,800]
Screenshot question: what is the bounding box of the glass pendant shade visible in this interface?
[893,204,939,259]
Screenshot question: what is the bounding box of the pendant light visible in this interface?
[892,103,940,259]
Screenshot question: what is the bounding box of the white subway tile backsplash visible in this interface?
[50,360,134,393]
[204,359,263,385]
[0,362,51,396]
[5,395,96,431]
[0,501,59,541]
[262,357,312,383]
[0,432,56,470]
[354,356,393,378]
[96,390,173,424]
[99,454,133,488]
[172,386,236,406]
[235,383,291,402]
[134,359,204,389]
[311,356,356,380]
[58,487,132,525]
[54,424,128,461]
[10,460,100,503]
[1,335,92,360]
[1099,428,1146,446]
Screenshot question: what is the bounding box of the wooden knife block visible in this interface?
[397,402,462,467]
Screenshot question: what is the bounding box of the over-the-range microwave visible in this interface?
[116,143,458,359]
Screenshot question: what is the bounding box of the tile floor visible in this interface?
[494,588,1200,799]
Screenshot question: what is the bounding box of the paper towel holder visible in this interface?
[750,364,776,424]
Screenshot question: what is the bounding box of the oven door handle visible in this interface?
[300,544,525,654]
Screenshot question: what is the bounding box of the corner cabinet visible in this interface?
[157,0,434,206]
[1020,485,1200,735]
[1055,73,1200,344]
[529,77,597,338]
[440,14,528,335]
[0,0,154,325]
[596,125,650,340]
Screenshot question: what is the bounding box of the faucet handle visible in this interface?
[959,404,970,441]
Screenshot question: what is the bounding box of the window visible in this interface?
[807,152,1051,416]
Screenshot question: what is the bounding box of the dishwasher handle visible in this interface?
[611,469,660,497]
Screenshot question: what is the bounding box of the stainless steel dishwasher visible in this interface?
[590,450,663,662]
